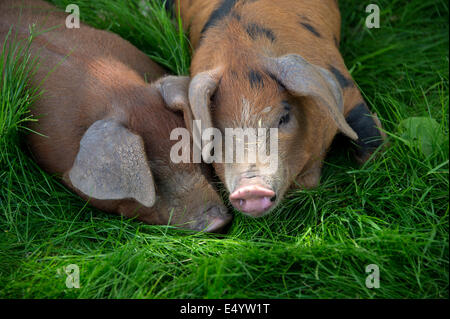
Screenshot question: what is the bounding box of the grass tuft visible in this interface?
[0,0,448,298]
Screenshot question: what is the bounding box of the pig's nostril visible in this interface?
[270,195,277,202]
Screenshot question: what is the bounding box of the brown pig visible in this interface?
[170,0,384,217]
[0,0,232,232]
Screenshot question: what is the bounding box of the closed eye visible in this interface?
[278,100,292,127]
[278,113,290,127]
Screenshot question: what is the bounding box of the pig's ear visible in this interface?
[188,67,223,162]
[156,76,194,133]
[264,54,358,140]
[68,119,156,207]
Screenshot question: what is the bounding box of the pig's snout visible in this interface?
[191,204,232,233]
[229,179,275,217]
[204,206,232,232]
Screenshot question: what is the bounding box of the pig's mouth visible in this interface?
[229,177,278,217]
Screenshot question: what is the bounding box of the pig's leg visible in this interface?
[343,86,385,163]
[328,63,385,163]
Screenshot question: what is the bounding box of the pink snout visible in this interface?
[229,184,275,217]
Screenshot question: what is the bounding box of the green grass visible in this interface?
[0,0,448,298]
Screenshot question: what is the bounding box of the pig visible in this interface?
[0,0,232,232]
[169,0,385,217]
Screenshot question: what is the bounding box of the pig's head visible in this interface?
[183,54,358,217]
[66,77,231,232]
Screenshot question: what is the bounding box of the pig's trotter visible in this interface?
[345,102,385,164]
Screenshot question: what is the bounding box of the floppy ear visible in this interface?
[155,76,193,132]
[156,72,223,163]
[158,69,224,163]
[264,54,358,140]
[188,67,223,162]
[68,119,156,207]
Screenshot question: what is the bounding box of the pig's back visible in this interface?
[0,0,165,80]
[0,0,166,174]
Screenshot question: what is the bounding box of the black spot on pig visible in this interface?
[202,0,239,34]
[248,69,264,89]
[300,22,321,38]
[246,23,276,42]
[329,65,354,89]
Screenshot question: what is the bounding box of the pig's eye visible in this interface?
[278,113,290,127]
[278,101,292,127]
